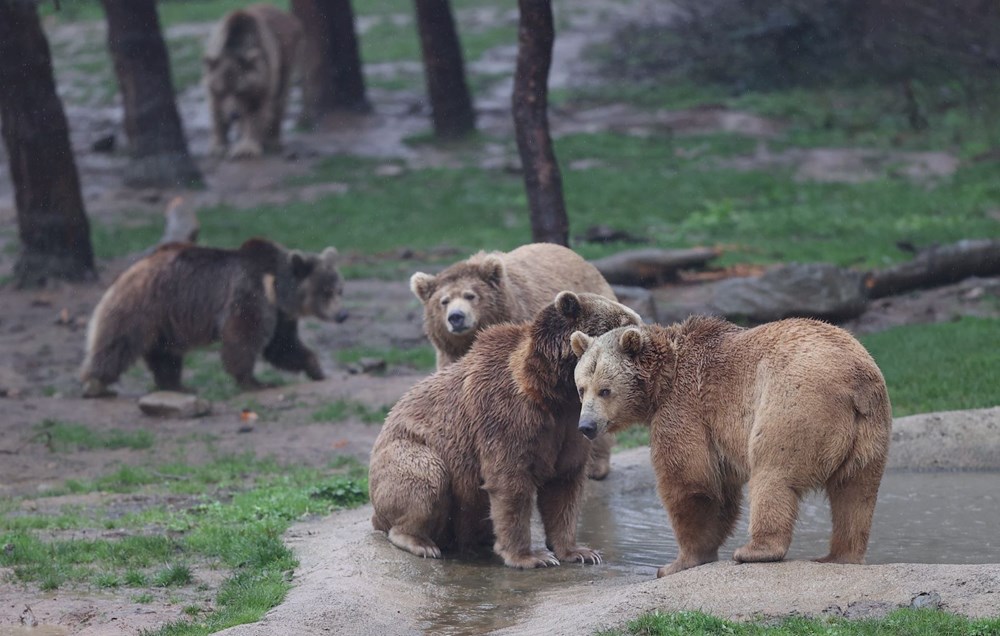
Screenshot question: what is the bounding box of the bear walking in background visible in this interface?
[81,239,343,397]
[203,4,302,159]
[369,292,641,568]
[571,317,892,577]
[410,242,621,479]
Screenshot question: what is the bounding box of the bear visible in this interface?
[80,238,343,398]
[570,316,892,577]
[203,4,302,160]
[410,242,620,480]
[369,292,642,568]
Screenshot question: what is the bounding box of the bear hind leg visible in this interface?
[733,471,799,564]
[144,348,188,392]
[817,456,886,564]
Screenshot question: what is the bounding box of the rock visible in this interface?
[138,391,211,418]
[888,407,1000,470]
[910,591,942,610]
[590,247,720,287]
[578,224,647,244]
[611,285,656,323]
[90,133,116,153]
[357,357,387,374]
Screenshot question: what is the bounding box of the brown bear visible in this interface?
[570,317,892,577]
[369,292,642,568]
[410,242,620,479]
[80,238,343,398]
[203,4,302,159]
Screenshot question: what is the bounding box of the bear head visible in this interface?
[203,11,270,127]
[410,255,507,338]
[570,325,660,440]
[280,247,344,321]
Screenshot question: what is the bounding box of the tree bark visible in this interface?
[512,0,568,246]
[292,0,371,126]
[0,0,96,287]
[101,0,202,188]
[414,0,476,139]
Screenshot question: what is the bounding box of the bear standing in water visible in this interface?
[571,317,892,577]
[369,292,641,568]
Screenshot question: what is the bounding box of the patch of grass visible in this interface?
[613,427,650,451]
[333,345,436,372]
[597,608,1000,636]
[154,563,193,587]
[33,419,154,452]
[311,399,390,425]
[861,317,1000,417]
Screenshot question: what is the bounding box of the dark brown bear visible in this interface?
[369,292,641,568]
[80,238,342,397]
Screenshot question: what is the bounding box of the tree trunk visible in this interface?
[512,0,568,246]
[101,0,202,188]
[0,0,96,287]
[414,0,476,139]
[292,0,371,126]
[864,239,1000,298]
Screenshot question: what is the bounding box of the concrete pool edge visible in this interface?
[214,407,1000,636]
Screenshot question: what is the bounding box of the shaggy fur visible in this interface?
[410,242,620,479]
[572,317,892,577]
[80,239,342,397]
[203,4,301,159]
[369,292,641,568]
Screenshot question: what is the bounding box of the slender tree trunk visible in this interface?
[414,0,476,139]
[101,0,202,188]
[292,0,370,126]
[512,0,568,246]
[0,0,96,287]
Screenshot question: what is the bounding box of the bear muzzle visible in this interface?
[447,310,470,333]
[578,417,600,440]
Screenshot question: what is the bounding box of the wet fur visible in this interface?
[572,317,892,577]
[203,4,301,159]
[81,239,342,395]
[369,293,640,568]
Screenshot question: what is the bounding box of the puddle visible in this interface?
[412,469,1000,635]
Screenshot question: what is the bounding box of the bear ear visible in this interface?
[290,251,316,279]
[410,272,436,303]
[555,291,581,319]
[320,247,338,264]
[570,331,592,358]
[619,327,644,357]
[478,255,505,288]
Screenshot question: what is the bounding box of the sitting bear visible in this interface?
[369,292,641,568]
[410,243,620,479]
[203,4,302,159]
[571,317,892,577]
[80,238,343,397]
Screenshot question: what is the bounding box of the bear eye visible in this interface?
[598,388,611,398]
[463,292,476,301]
[440,296,450,306]
[577,387,585,399]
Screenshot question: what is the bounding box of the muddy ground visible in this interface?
[1,1,1000,634]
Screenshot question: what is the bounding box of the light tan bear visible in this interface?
[571,317,892,577]
[410,242,620,479]
[203,4,301,159]
[369,292,641,568]
[81,239,343,397]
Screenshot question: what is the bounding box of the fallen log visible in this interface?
[865,239,1000,299]
[590,247,720,287]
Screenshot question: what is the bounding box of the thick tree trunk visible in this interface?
[292,0,370,126]
[512,0,568,246]
[101,0,202,188]
[414,0,476,139]
[0,0,96,287]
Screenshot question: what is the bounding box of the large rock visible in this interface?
[888,407,1000,470]
[654,262,868,324]
[611,285,657,323]
[138,391,212,418]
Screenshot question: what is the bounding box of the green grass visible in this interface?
[311,399,391,425]
[0,456,368,636]
[597,608,1000,636]
[333,345,436,371]
[32,419,154,452]
[861,317,1000,417]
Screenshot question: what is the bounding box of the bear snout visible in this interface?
[578,418,599,440]
[447,311,468,332]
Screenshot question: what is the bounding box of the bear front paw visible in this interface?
[503,549,560,569]
[227,139,263,160]
[557,546,603,565]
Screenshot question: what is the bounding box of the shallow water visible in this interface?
[412,469,1000,635]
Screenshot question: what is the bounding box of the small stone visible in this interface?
[357,357,387,374]
[910,591,942,610]
[138,391,212,418]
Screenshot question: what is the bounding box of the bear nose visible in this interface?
[578,419,598,440]
[447,311,466,328]
[334,309,349,323]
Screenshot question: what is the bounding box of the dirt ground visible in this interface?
[2,2,1000,635]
